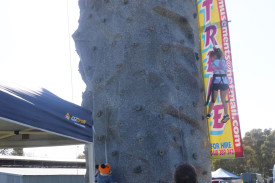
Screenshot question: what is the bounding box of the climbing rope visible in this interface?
[105,138,108,164]
[66,0,80,176]
[66,0,74,102]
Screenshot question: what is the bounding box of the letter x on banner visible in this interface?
[196,0,244,159]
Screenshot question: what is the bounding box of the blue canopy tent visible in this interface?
[0,85,95,183]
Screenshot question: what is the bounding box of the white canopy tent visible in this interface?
[212,168,240,180]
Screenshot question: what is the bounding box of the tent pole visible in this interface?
[88,142,95,183]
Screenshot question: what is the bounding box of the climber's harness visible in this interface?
[205,74,229,105]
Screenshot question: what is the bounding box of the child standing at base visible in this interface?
[173,163,198,183]
[95,163,114,183]
[206,47,230,123]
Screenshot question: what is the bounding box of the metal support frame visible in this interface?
[0,128,33,140]
[88,142,95,183]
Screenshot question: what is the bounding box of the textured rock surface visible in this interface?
[73,0,211,182]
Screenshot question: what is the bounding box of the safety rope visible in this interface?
[66,0,79,176]
[105,139,108,164]
[66,0,74,102]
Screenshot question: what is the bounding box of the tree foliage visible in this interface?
[0,149,10,155]
[11,148,24,156]
[212,128,275,178]
[77,153,85,159]
[0,148,24,156]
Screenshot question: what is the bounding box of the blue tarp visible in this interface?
[0,85,93,143]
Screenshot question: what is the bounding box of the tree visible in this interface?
[0,149,10,155]
[212,128,274,178]
[260,130,275,178]
[243,129,272,176]
[0,148,24,156]
[77,154,86,159]
[73,0,211,182]
[11,148,24,156]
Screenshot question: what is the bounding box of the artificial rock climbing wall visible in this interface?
[73,0,211,182]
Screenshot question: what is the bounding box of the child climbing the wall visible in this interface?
[206,47,230,123]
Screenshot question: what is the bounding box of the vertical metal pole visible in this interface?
[88,142,94,183]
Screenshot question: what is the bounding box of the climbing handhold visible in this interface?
[193,153,198,160]
[138,136,144,142]
[96,111,103,117]
[118,121,123,127]
[132,43,139,48]
[97,135,105,141]
[161,44,170,52]
[116,64,123,69]
[139,70,145,75]
[95,78,101,84]
[158,150,165,156]
[175,62,181,66]
[188,33,194,40]
[159,113,164,120]
[112,151,118,156]
[119,90,125,96]
[135,105,142,111]
[133,166,142,174]
[126,18,132,23]
[195,52,200,60]
[149,25,155,31]
[85,66,92,71]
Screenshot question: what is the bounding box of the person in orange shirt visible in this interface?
[95,163,114,183]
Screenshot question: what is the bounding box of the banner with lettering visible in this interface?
[197,0,244,159]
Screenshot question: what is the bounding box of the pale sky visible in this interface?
[0,0,274,159]
[0,0,84,159]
